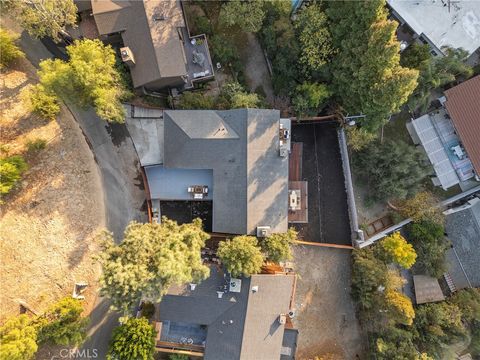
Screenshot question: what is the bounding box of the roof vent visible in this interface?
[278,314,287,325]
[251,286,259,293]
[189,283,197,291]
[257,226,271,238]
[120,47,135,67]
[288,310,295,319]
[217,291,224,299]
[153,13,166,21]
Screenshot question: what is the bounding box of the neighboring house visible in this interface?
[387,0,480,56]
[76,0,214,92]
[127,108,291,236]
[443,197,480,291]
[152,266,298,359]
[407,76,480,190]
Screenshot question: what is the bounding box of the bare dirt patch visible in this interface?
[293,245,365,360]
[0,42,105,322]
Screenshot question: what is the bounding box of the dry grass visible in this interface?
[0,42,105,322]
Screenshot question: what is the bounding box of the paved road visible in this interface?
[17,31,147,358]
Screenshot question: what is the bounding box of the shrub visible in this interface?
[345,127,376,152]
[0,314,38,360]
[0,155,28,196]
[379,232,417,269]
[26,84,60,121]
[108,317,156,360]
[140,302,155,319]
[25,138,47,153]
[0,27,24,69]
[177,91,215,110]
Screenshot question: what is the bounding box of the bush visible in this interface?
[108,317,156,360]
[0,155,28,196]
[25,138,47,153]
[169,355,189,360]
[36,297,88,346]
[0,27,24,69]
[26,84,60,121]
[292,82,331,117]
[397,191,444,225]
[378,232,417,269]
[177,91,215,109]
[261,228,296,263]
[345,127,376,152]
[0,314,38,360]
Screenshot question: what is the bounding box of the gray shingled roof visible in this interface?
[157,267,295,360]
[91,0,187,88]
[162,109,288,235]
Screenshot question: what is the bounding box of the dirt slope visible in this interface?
[0,35,105,322]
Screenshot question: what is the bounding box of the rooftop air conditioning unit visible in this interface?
[120,47,135,67]
[256,226,271,238]
[278,314,287,325]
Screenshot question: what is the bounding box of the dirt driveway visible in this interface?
[293,245,365,360]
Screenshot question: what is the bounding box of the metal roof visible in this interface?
[445,76,480,174]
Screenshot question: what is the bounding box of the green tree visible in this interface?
[353,139,429,201]
[219,0,265,33]
[374,327,419,360]
[217,236,264,277]
[177,91,216,110]
[400,43,431,69]
[25,84,60,120]
[108,317,156,360]
[0,155,28,196]
[260,1,300,96]
[379,232,417,269]
[351,248,388,310]
[7,0,77,42]
[218,82,260,109]
[210,33,240,65]
[413,302,466,358]
[0,315,38,360]
[407,220,448,277]
[408,47,473,112]
[169,355,189,360]
[294,3,334,74]
[98,219,210,314]
[35,297,88,346]
[0,28,24,69]
[397,191,444,225]
[327,0,418,132]
[292,82,331,117]
[449,288,480,323]
[36,39,128,122]
[261,228,296,263]
[345,127,376,152]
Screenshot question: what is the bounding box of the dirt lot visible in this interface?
[293,245,365,360]
[0,37,105,321]
[291,122,352,245]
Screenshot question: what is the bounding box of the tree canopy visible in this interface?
[108,317,156,360]
[217,236,264,277]
[353,139,429,201]
[98,219,210,313]
[0,315,38,360]
[379,232,417,269]
[345,127,376,152]
[327,0,418,132]
[407,220,448,277]
[7,0,77,42]
[0,28,24,69]
[292,82,331,117]
[261,228,297,263]
[36,39,128,123]
[294,3,334,74]
[397,191,444,225]
[219,0,265,33]
[35,297,88,346]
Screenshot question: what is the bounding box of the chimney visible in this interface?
[278,314,287,325]
[120,47,135,67]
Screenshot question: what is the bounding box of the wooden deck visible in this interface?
[289,142,303,181]
[288,181,308,223]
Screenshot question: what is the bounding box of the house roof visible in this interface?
[445,76,480,174]
[91,0,187,88]
[413,275,445,304]
[158,267,296,360]
[387,0,480,54]
[161,109,289,235]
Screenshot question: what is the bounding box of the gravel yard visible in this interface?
[293,245,365,360]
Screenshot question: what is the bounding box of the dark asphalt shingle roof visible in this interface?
[162,109,288,235]
[158,268,296,360]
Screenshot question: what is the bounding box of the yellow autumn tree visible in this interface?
[380,232,417,269]
[385,289,415,326]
